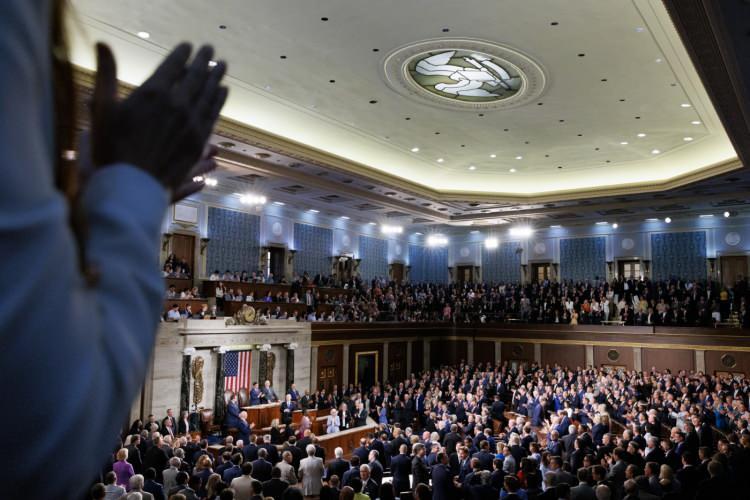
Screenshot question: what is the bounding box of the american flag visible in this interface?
[224,350,252,392]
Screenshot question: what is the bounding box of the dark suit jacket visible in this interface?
[144,446,169,479]
[431,464,456,500]
[251,458,273,482]
[390,454,412,493]
[326,458,350,481]
[362,478,379,498]
[368,460,383,485]
[353,446,369,465]
[262,478,289,500]
[144,479,165,500]
[341,467,360,488]
[411,456,430,489]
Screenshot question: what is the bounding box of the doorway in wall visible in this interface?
[720,255,748,289]
[267,247,285,281]
[531,262,551,281]
[618,259,642,279]
[391,263,405,283]
[171,233,195,275]
[456,265,473,284]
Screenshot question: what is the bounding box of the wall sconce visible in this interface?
[285,342,298,350]
[183,347,196,356]
[259,343,272,352]
[213,346,228,354]
[200,237,210,255]
[162,233,173,251]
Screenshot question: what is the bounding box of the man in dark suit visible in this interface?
[326,447,350,481]
[338,404,352,431]
[251,448,273,482]
[177,411,196,435]
[143,468,166,500]
[161,409,177,437]
[675,452,700,495]
[144,436,169,481]
[262,467,289,500]
[367,450,383,486]
[390,444,412,494]
[263,380,278,403]
[341,456,361,488]
[411,443,430,489]
[260,435,280,464]
[280,394,296,426]
[127,435,144,474]
[355,401,368,427]
[353,438,370,465]
[431,453,456,500]
[250,382,263,406]
[225,394,241,429]
[243,435,259,462]
[472,441,494,471]
[444,425,462,456]
[223,454,244,484]
[359,465,379,498]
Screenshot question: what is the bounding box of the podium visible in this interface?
[241,402,281,428]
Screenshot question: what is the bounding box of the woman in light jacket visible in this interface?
[326,408,340,434]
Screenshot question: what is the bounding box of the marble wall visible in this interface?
[144,320,312,421]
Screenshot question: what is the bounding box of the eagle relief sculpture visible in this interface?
[191,356,204,407]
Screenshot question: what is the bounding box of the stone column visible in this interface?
[585,345,594,368]
[180,348,194,413]
[406,341,413,375]
[251,349,260,384]
[258,350,269,384]
[633,347,642,371]
[310,346,319,391]
[286,344,296,393]
[533,343,542,364]
[213,350,226,422]
[467,340,474,365]
[695,350,706,373]
[382,342,389,384]
[494,341,502,366]
[342,344,350,388]
[423,341,430,368]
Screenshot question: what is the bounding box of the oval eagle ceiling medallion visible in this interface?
[383,38,546,111]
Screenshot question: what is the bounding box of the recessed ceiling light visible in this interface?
[595,221,609,225]
[550,225,562,228]
[470,230,480,234]
[635,27,645,32]
[612,223,619,229]
[651,149,661,154]
[664,217,672,223]
[309,209,320,213]
[699,214,714,218]
[509,168,517,173]
[436,158,444,163]
[264,85,272,91]
[637,133,646,138]
[724,211,731,218]
[468,165,476,170]
[655,58,663,63]
[208,60,218,68]
[515,155,523,160]
[204,177,218,187]
[414,232,423,236]
[410,147,420,152]
[691,120,701,125]
[620,141,629,145]
[645,218,659,222]
[683,136,694,141]
[340,216,350,220]
[681,103,691,108]
[273,201,285,206]
[136,31,150,39]
[490,154,497,158]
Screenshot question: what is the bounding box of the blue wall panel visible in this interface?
[560,237,606,282]
[293,223,333,277]
[482,242,521,283]
[409,244,448,283]
[358,235,388,281]
[651,231,706,281]
[206,207,261,273]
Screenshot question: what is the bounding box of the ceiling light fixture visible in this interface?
[436,158,444,163]
[340,216,350,220]
[192,176,204,183]
[612,223,619,229]
[509,168,517,173]
[655,58,663,63]
[484,238,499,249]
[208,60,218,68]
[550,225,562,229]
[620,141,629,145]
[136,31,150,39]
[509,226,534,238]
[381,224,403,235]
[273,201,285,206]
[468,165,476,170]
[368,222,377,226]
[691,120,701,125]
[239,194,266,205]
[515,155,523,160]
[308,209,320,213]
[595,221,609,225]
[699,214,714,218]
[490,154,497,158]
[664,217,672,223]
[680,103,691,108]
[426,234,448,247]
[724,211,731,218]
[204,177,218,187]
[410,147,420,152]
[637,133,646,138]
[645,218,659,222]
[414,232,423,236]
[651,149,661,154]
[470,230,480,234]
[683,136,693,141]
